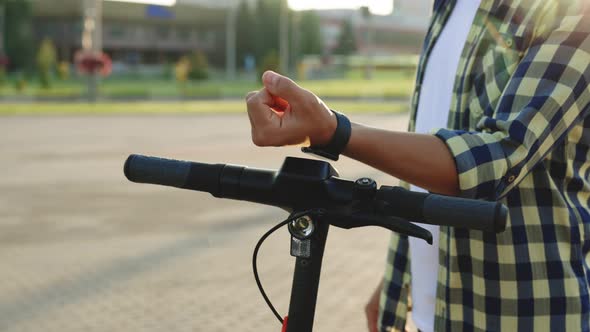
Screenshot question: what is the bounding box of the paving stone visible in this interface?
[0,114,409,332]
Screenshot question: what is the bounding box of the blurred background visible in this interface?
[0,0,430,331]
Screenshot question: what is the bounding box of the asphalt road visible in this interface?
[0,113,409,332]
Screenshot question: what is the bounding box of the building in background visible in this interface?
[318,0,431,55]
[31,0,228,66]
[29,0,431,68]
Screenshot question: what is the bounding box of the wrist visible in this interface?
[311,110,338,146]
[302,111,351,161]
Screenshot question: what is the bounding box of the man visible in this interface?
[245,0,590,331]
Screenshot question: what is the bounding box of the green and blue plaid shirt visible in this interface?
[379,0,590,331]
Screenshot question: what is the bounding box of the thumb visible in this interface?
[262,71,306,101]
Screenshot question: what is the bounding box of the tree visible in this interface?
[236,0,255,67]
[257,49,279,81]
[188,51,209,80]
[333,19,357,55]
[174,56,190,86]
[254,0,280,62]
[299,10,322,55]
[4,0,34,72]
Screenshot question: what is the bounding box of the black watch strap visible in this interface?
[301,111,351,161]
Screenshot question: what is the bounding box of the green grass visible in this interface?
[0,70,415,99]
[302,80,412,99]
[0,100,408,115]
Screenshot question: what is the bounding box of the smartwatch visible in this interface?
[301,111,351,161]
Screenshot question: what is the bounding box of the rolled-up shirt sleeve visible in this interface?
[434,14,590,200]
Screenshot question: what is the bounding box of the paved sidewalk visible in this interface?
[0,113,409,331]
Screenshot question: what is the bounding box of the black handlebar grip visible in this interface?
[377,187,507,233]
[124,154,224,196]
[423,195,507,233]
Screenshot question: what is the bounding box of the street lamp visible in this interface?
[226,0,238,80]
[0,3,4,55]
[360,5,373,80]
[81,0,103,102]
[80,0,175,102]
[279,0,289,74]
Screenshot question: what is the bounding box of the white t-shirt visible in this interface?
[409,1,481,331]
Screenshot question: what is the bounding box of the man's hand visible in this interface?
[245,72,459,196]
[245,71,337,147]
[365,280,383,332]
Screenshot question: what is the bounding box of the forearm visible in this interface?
[343,123,460,196]
[245,72,460,196]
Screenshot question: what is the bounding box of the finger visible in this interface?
[251,89,288,113]
[251,116,290,147]
[271,95,289,112]
[367,316,378,332]
[247,89,275,122]
[245,91,259,125]
[365,304,378,332]
[262,71,307,102]
[249,88,273,105]
[246,90,280,144]
[369,322,378,332]
[246,102,274,130]
[245,90,258,102]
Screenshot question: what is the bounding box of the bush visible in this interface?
[257,49,280,81]
[161,62,174,80]
[175,56,190,84]
[57,61,70,80]
[0,67,5,89]
[15,76,27,92]
[188,51,209,81]
[36,38,57,89]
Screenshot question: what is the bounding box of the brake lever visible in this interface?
[324,211,433,244]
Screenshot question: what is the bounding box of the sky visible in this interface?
[105,0,394,15]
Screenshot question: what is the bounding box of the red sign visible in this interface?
[75,51,112,76]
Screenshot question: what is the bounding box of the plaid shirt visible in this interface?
[378,0,590,331]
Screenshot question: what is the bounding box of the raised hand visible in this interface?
[245,71,337,147]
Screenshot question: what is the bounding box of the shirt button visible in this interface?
[508,175,516,183]
[506,39,513,47]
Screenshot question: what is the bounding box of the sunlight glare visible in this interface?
[105,0,177,6]
[288,0,394,15]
